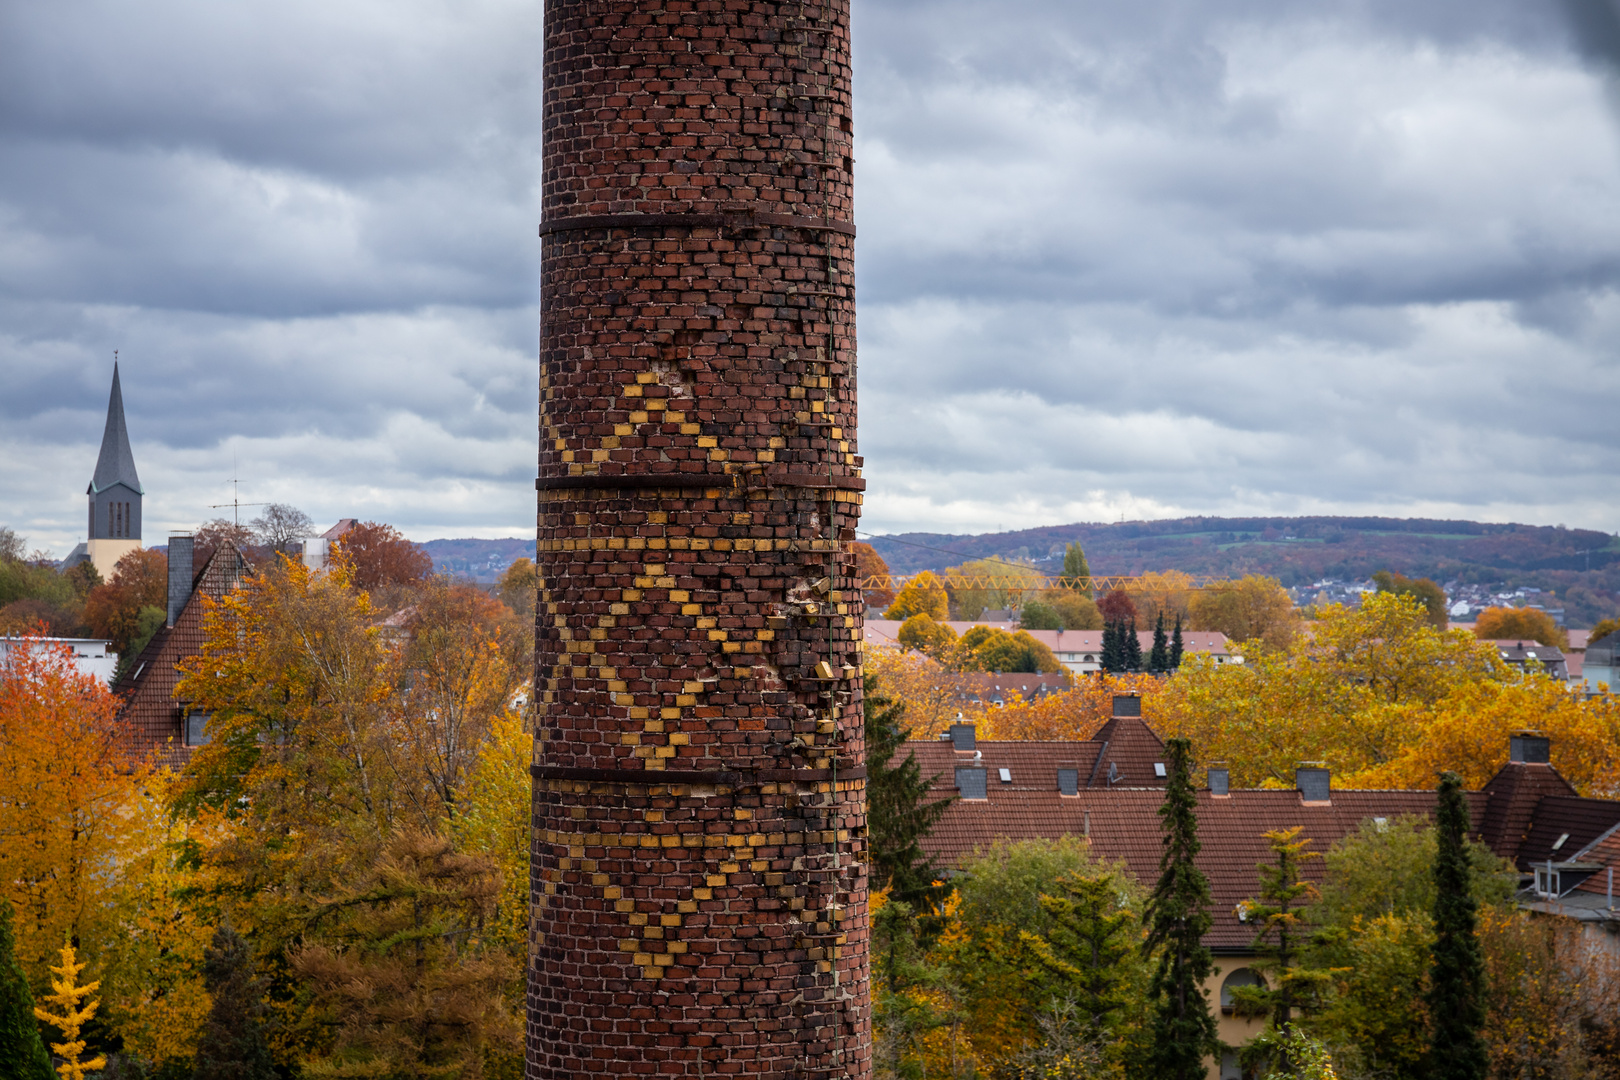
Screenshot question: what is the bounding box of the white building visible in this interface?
[865,619,1238,675]
[0,637,119,686]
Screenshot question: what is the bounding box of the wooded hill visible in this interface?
[865,516,1620,624]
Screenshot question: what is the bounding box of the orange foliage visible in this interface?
[334,521,431,590]
[977,672,1165,741]
[0,635,148,985]
[82,547,167,652]
[855,542,894,609]
[1474,606,1568,649]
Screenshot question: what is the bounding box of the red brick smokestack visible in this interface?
[530,0,868,1075]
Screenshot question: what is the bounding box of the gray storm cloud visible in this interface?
[0,0,1618,552]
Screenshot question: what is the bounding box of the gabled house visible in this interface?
[901,704,1620,1079]
[113,534,250,766]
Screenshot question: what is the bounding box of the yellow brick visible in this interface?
[660,914,682,927]
[667,941,688,954]
[616,899,635,912]
[694,887,713,900]
[661,707,680,720]
[697,436,717,448]
[604,886,622,899]
[681,603,703,615]
[708,630,728,641]
[633,952,653,966]
[668,732,689,745]
[680,423,701,434]
[637,372,658,384]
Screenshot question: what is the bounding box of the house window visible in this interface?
[185,712,211,747]
[1535,866,1560,898]
[1220,967,1263,1015]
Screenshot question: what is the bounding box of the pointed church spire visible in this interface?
[90,361,142,495]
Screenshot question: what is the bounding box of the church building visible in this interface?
[62,363,144,580]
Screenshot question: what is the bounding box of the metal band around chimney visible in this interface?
[540,212,856,238]
[535,473,866,494]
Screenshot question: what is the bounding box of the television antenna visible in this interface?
[209,460,267,526]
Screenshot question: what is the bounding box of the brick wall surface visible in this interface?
[530,0,869,1076]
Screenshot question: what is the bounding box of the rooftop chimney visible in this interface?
[1112,694,1142,718]
[950,721,977,753]
[1208,766,1230,796]
[166,535,194,627]
[1296,763,1331,803]
[1510,730,1551,764]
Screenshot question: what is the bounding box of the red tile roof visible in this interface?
[1516,795,1620,870]
[1479,761,1577,868]
[113,543,249,768]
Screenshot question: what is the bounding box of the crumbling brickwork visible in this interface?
[529,0,868,1075]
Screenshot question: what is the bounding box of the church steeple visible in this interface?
[89,361,143,498]
[83,361,144,578]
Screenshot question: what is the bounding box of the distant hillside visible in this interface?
[864,516,1620,627]
[419,537,535,583]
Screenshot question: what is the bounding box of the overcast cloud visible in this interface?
[2,0,1618,554]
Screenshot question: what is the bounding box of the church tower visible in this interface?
[85,362,143,580]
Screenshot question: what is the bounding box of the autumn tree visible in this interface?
[1097,589,1135,624]
[885,570,949,622]
[897,613,959,659]
[1156,592,1508,788]
[1141,738,1218,1080]
[1589,617,1619,645]
[394,577,526,820]
[192,518,255,568]
[34,941,105,1080]
[1426,772,1488,1080]
[82,548,166,655]
[1187,575,1300,650]
[1047,590,1102,630]
[944,558,1042,621]
[1473,606,1567,649]
[290,831,520,1078]
[964,628,1065,674]
[0,901,52,1080]
[1373,570,1448,629]
[248,503,314,556]
[192,924,276,1080]
[1125,570,1196,627]
[333,521,431,590]
[865,674,953,912]
[497,556,537,622]
[0,637,146,994]
[855,542,895,610]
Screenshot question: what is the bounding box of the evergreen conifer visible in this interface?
[1425,771,1488,1080]
[1149,613,1169,673]
[1101,620,1122,673]
[193,923,276,1080]
[0,901,53,1080]
[1142,737,1219,1080]
[1170,615,1185,669]
[864,674,954,913]
[1123,617,1143,672]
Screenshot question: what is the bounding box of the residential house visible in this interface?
[865,619,1237,675]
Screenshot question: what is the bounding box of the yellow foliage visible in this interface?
[1347,678,1620,797]
[885,571,949,622]
[978,673,1165,741]
[34,940,106,1080]
[1187,574,1301,650]
[1123,570,1197,626]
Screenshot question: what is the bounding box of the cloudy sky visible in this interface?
[3,0,1620,555]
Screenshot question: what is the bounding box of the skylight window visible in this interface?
[1552,833,1569,851]
[998,768,1012,783]
[1154,763,1167,778]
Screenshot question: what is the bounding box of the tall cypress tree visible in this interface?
[1170,615,1185,670]
[1142,737,1218,1080]
[864,674,954,913]
[0,901,52,1080]
[1149,613,1169,673]
[193,923,277,1080]
[1426,771,1488,1080]
[1123,617,1143,672]
[1101,620,1121,673]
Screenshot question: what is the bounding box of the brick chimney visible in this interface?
[1511,730,1551,763]
[530,0,866,1075]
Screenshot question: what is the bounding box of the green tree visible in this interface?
[1020,601,1063,631]
[972,630,1065,674]
[871,897,957,1079]
[1019,871,1139,1046]
[1169,615,1184,669]
[1373,570,1448,630]
[1061,543,1092,594]
[1232,828,1335,1074]
[1425,772,1488,1080]
[1101,622,1123,674]
[1123,619,1142,672]
[192,924,276,1080]
[1148,614,1169,674]
[1313,816,1513,928]
[1141,738,1218,1080]
[0,900,52,1080]
[886,571,949,622]
[865,674,954,913]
